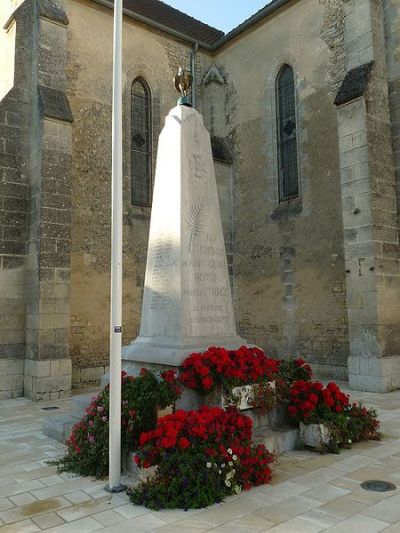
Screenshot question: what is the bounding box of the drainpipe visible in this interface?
[191,42,199,109]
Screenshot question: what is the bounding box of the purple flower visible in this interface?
[88,434,95,444]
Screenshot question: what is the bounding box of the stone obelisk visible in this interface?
[123,70,246,373]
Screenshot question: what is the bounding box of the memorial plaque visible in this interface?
[123,105,246,368]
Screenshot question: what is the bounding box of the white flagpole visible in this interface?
[106,0,125,493]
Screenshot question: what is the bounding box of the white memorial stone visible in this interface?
[123,105,246,369]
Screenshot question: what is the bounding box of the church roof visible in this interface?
[99,0,292,50]
[109,0,224,46]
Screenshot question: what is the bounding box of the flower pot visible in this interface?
[205,382,275,411]
[157,405,174,419]
[299,422,331,448]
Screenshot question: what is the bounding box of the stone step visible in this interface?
[43,413,76,443]
[43,392,98,444]
[71,392,97,420]
[253,425,299,454]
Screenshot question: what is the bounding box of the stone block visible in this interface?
[348,354,400,392]
[0,374,23,394]
[0,358,23,375]
[24,358,51,378]
[32,375,70,394]
[347,355,360,374]
[24,358,72,400]
[349,373,393,393]
[60,358,72,376]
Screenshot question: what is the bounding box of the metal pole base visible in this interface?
[104,483,127,493]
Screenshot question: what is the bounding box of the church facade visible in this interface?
[0,0,399,399]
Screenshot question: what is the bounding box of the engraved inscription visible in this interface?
[150,236,175,310]
[182,231,232,330]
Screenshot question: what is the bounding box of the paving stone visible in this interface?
[56,494,125,522]
[1,387,400,532]
[324,513,390,532]
[31,512,65,529]
[363,499,400,523]
[0,518,41,532]
[0,496,71,524]
[44,516,103,532]
[9,493,37,506]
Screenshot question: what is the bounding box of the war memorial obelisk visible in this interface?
[122,69,246,374]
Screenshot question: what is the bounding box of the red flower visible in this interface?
[178,437,190,449]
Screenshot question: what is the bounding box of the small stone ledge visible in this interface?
[334,62,374,107]
[270,197,302,221]
[38,85,74,123]
[211,136,233,165]
[39,0,69,26]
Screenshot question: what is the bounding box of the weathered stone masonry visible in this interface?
[336,0,400,391]
[1,0,400,397]
[0,0,73,399]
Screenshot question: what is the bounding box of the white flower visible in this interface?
[225,480,231,487]
[218,470,222,474]
[232,455,238,461]
[348,439,352,444]
[227,448,233,455]
[206,462,212,469]
[228,461,233,467]
[234,485,241,494]
[221,463,225,468]
[213,463,217,468]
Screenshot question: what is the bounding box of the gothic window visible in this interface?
[131,77,152,206]
[276,64,299,201]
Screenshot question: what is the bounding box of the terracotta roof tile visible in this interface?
[116,0,224,46]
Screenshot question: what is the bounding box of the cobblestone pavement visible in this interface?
[1,386,400,532]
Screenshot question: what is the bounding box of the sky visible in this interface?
[163,1,272,34]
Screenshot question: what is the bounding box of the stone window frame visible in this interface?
[276,64,299,202]
[123,69,160,218]
[265,56,307,219]
[130,75,153,208]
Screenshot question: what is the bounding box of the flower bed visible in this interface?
[129,406,275,509]
[180,346,279,395]
[288,380,381,452]
[52,369,181,478]
[180,347,314,416]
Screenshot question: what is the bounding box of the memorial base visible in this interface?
[122,335,248,368]
[121,336,249,410]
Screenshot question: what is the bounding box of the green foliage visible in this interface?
[311,403,382,454]
[52,370,181,478]
[128,449,229,510]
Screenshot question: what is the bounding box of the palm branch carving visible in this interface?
[186,195,209,252]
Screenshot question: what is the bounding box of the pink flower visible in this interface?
[88,434,95,444]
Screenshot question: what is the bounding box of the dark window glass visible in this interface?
[131,78,152,206]
[276,65,299,201]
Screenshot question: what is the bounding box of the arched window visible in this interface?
[131,77,152,206]
[276,65,299,201]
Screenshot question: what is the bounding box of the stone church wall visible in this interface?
[0,2,34,398]
[215,0,350,379]
[64,0,213,387]
[1,0,399,396]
